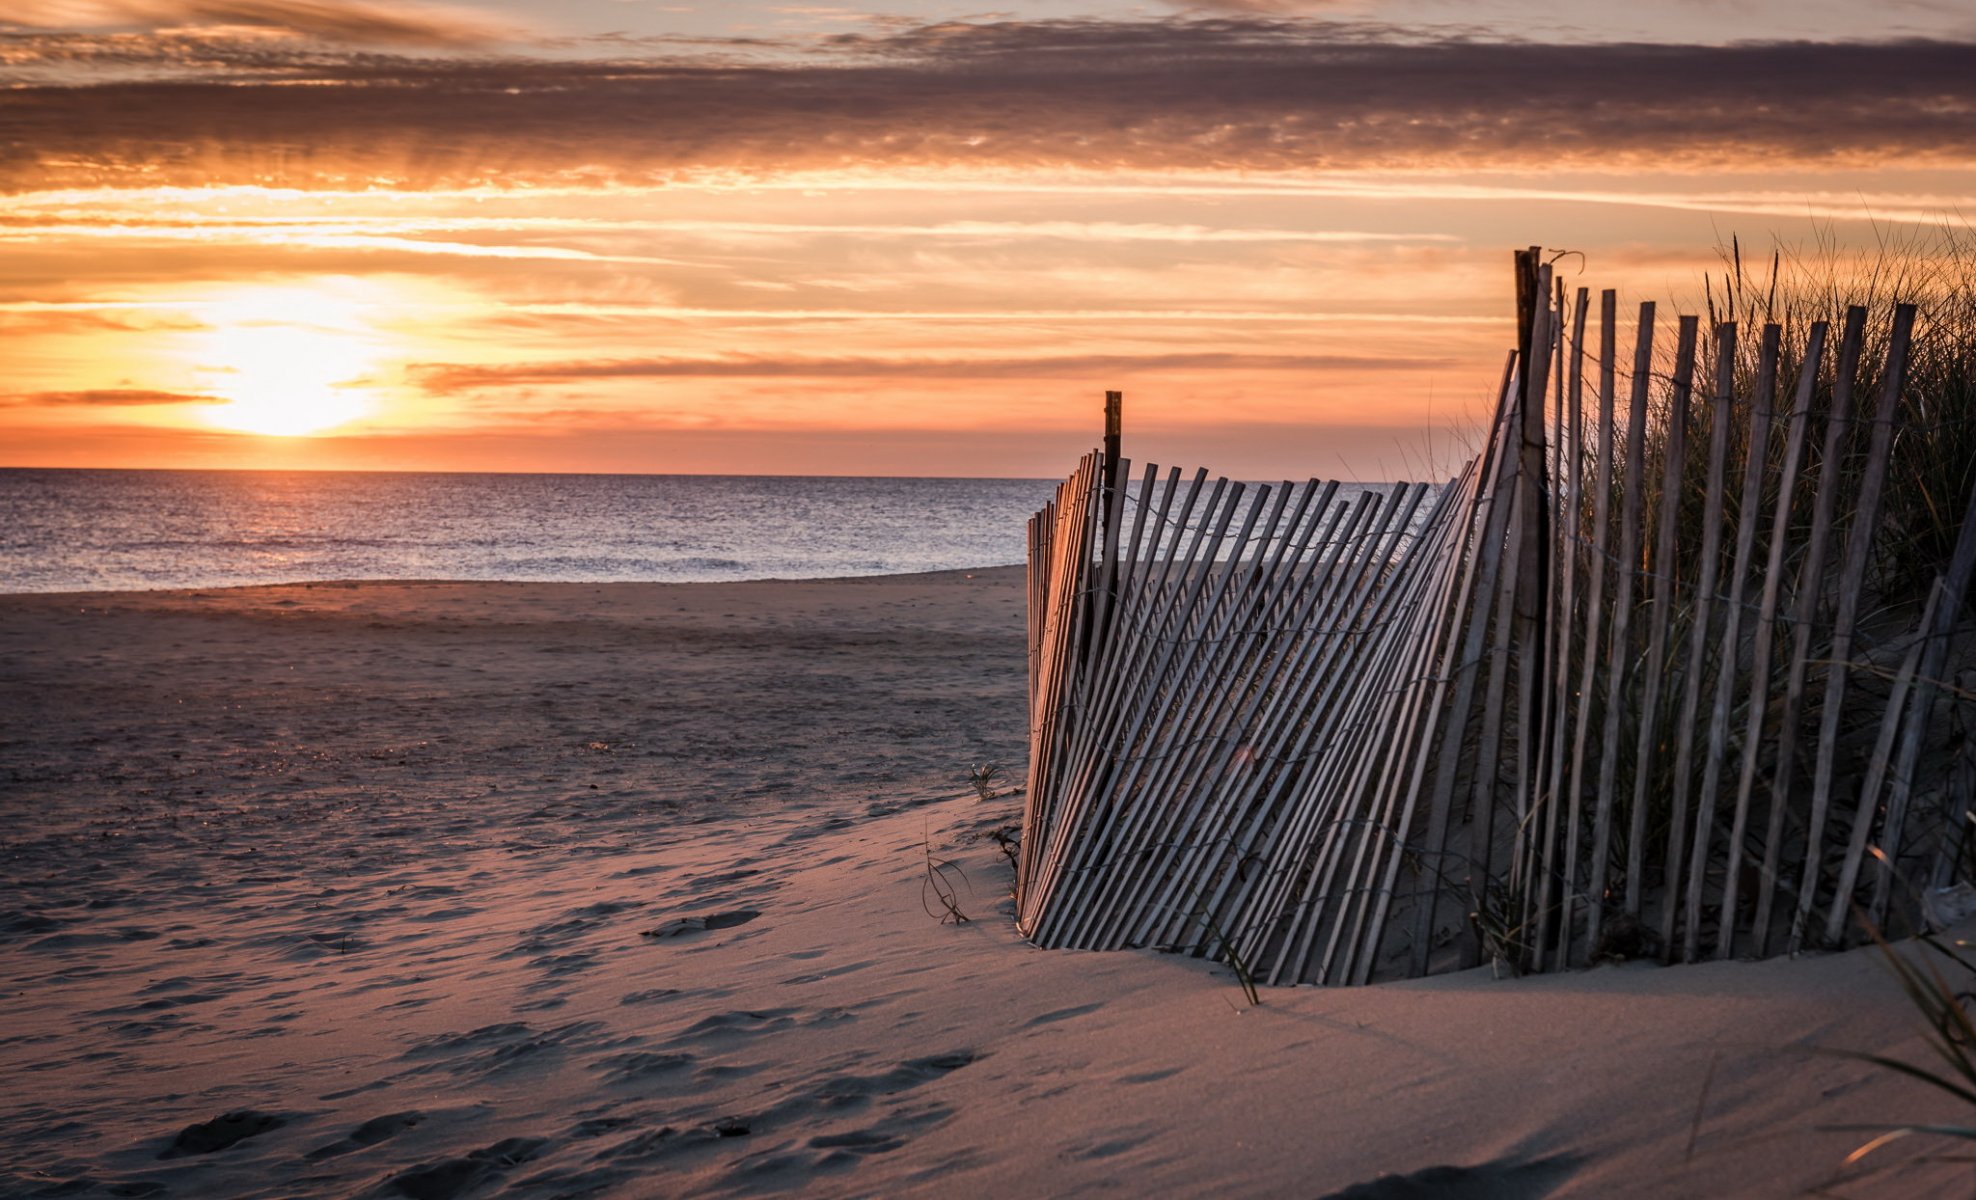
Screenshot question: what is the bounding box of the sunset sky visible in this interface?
[4,1,1974,478]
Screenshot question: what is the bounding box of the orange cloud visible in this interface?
[3,387,215,405]
[2,0,510,45]
[412,351,1461,394]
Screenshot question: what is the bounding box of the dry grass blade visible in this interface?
[923,828,974,925]
[1818,925,1976,1166]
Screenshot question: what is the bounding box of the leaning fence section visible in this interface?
[1018,256,1976,984]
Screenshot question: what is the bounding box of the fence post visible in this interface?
[1103,390,1122,496]
[1507,249,1553,971]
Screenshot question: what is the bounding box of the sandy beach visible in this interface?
[1,569,1969,1198]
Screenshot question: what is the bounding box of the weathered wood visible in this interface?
[1077,481,1296,946]
[1130,480,1343,950]
[1585,303,1655,959]
[1103,390,1122,496]
[1627,316,1699,917]
[1016,277,1954,988]
[1659,322,1737,957]
[1790,304,1912,954]
[1807,305,1916,946]
[1533,286,1589,969]
[1355,464,1490,981]
[1752,307,1867,957]
[1022,458,1171,929]
[1901,469,1976,903]
[1407,360,1521,974]
[1830,589,1936,942]
[1507,263,1556,932]
[1682,324,1779,962]
[1034,473,1239,942]
[1718,322,1826,958]
[1556,288,1618,967]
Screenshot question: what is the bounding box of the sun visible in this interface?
[194,285,383,436]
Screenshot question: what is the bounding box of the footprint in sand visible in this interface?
[1023,1003,1104,1027]
[640,910,760,939]
[1318,1154,1584,1200]
[157,1110,286,1159]
[304,1110,425,1160]
[396,1021,607,1082]
[592,1050,698,1085]
[379,1136,546,1200]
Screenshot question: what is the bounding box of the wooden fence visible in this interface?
[1017,253,1976,984]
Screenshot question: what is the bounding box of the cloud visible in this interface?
[5,387,216,405]
[414,351,1459,394]
[1169,1,1356,11]
[1,19,1972,191]
[2,0,509,46]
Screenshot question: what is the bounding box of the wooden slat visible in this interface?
[1121,481,1341,949]
[1789,305,1907,954]
[1558,288,1619,966]
[1070,481,1294,947]
[1659,322,1737,957]
[1503,263,1555,968]
[1352,465,1488,981]
[1409,355,1521,974]
[1902,469,1976,902]
[1626,316,1699,917]
[1585,303,1656,959]
[1681,323,1780,962]
[1031,471,1234,941]
[1719,322,1827,958]
[1532,287,1590,969]
[1329,479,1479,983]
[1806,305,1917,947]
[1751,308,1867,956]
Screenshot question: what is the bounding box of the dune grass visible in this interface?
[1544,224,1976,956]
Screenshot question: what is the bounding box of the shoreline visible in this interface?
[2,573,1968,1197]
[0,564,1029,601]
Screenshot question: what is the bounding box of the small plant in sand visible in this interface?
[1186,905,1261,1007]
[984,823,1021,871]
[922,828,973,925]
[1469,878,1531,979]
[968,762,1021,802]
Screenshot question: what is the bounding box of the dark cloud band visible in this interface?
[3,19,1972,190]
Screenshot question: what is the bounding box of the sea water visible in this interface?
[0,469,1061,593]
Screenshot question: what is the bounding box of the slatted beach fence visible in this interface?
[1017,249,1976,984]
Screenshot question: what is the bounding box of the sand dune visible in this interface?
[1,571,1969,1197]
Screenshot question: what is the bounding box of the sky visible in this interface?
[3,1,1974,478]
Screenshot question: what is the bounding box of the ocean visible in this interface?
[0,468,1061,593]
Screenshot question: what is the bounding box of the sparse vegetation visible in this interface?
[1823,926,1976,1173]
[985,823,1020,871]
[968,762,1022,802]
[1188,906,1261,1007]
[922,828,973,925]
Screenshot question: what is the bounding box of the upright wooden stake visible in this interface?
[1626,316,1699,917]
[1718,322,1826,959]
[1585,304,1655,958]
[1660,322,1737,958]
[1800,305,1915,949]
[1752,309,1866,956]
[1103,390,1123,495]
[1790,306,1907,953]
[1557,289,1618,967]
